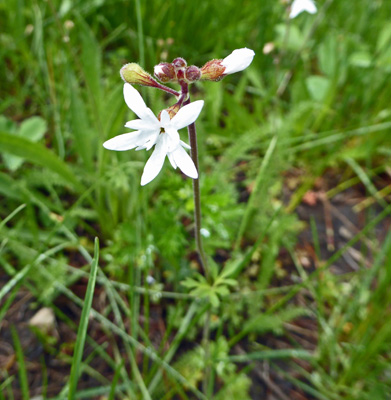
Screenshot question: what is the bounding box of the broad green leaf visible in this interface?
[275,23,304,52]
[349,51,372,68]
[0,131,83,191]
[2,116,47,171]
[19,116,47,141]
[306,75,330,102]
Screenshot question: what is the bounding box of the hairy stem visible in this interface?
[187,115,209,278]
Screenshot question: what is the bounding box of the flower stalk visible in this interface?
[186,100,209,277]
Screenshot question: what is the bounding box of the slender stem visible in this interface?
[184,91,211,396]
[134,0,144,67]
[154,82,180,97]
[186,105,209,278]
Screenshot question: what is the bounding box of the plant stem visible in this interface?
[185,93,211,396]
[186,111,209,278]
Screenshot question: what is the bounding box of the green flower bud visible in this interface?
[120,63,159,87]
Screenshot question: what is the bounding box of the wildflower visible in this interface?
[200,48,255,81]
[289,0,317,18]
[103,83,204,186]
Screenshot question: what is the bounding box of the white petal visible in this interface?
[171,100,204,130]
[167,152,177,169]
[289,0,317,18]
[125,119,159,131]
[180,140,191,150]
[160,110,171,126]
[165,127,180,151]
[154,65,164,75]
[221,48,255,75]
[123,83,159,122]
[103,131,143,151]
[140,139,167,185]
[170,145,198,179]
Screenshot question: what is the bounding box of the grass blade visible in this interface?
[11,325,30,400]
[67,237,100,400]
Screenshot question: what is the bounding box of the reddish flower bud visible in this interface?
[185,65,201,82]
[164,103,181,119]
[176,69,185,81]
[172,57,187,68]
[199,59,226,81]
[154,62,176,83]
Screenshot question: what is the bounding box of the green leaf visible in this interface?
[377,24,391,53]
[349,51,372,68]
[306,76,331,102]
[275,23,304,52]
[0,131,83,191]
[19,116,47,141]
[1,116,47,171]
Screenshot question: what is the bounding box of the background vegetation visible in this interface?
[1,0,391,398]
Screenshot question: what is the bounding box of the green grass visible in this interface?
[1,0,391,398]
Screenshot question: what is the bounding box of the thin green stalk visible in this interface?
[135,0,144,66]
[11,326,29,400]
[203,310,212,397]
[68,238,100,400]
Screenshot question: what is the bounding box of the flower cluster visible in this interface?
[104,48,255,185]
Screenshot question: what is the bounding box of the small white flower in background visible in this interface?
[221,48,255,75]
[200,228,211,238]
[289,0,317,18]
[104,83,204,186]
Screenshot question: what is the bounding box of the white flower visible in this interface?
[221,48,255,75]
[103,83,204,186]
[289,0,317,18]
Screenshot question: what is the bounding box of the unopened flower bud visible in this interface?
[176,69,185,80]
[120,63,159,87]
[164,103,181,119]
[199,59,226,81]
[185,65,201,82]
[154,62,176,83]
[172,57,187,68]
